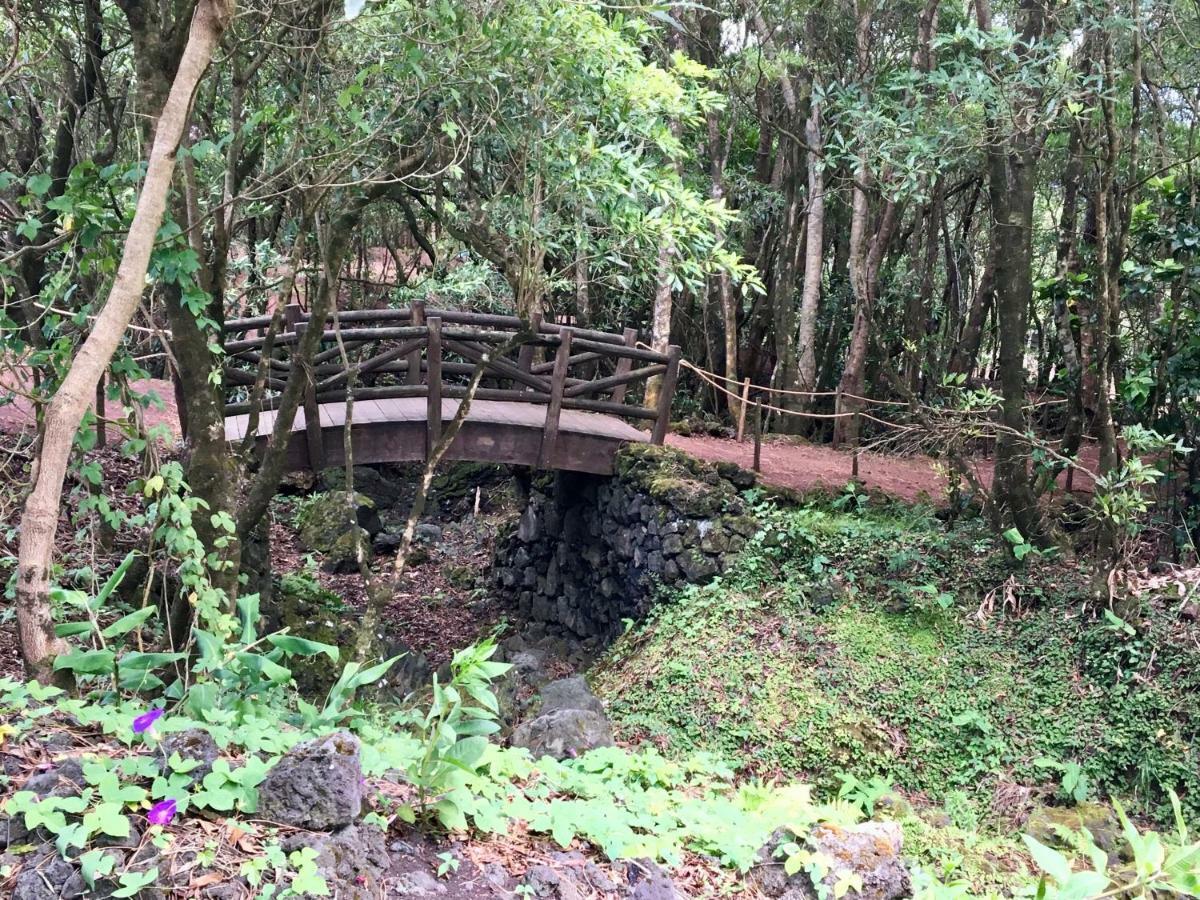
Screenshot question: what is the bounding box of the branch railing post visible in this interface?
[426,316,442,458]
[407,300,426,386]
[290,303,325,472]
[609,327,638,405]
[516,311,543,391]
[539,327,572,467]
[651,345,681,445]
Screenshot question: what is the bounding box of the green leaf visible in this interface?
[1022,834,1073,885]
[26,173,52,196]
[119,651,186,671]
[90,552,138,611]
[267,634,340,662]
[79,849,117,888]
[53,649,115,675]
[101,606,157,639]
[112,867,159,898]
[54,622,96,638]
[83,802,130,839]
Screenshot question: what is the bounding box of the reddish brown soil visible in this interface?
[667,433,1097,504]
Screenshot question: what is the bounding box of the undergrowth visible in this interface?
[595,490,1200,826]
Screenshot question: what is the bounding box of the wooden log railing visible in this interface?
[221,302,680,460]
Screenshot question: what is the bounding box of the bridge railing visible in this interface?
[220,302,680,467]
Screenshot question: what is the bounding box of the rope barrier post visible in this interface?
[735,377,750,443]
[752,401,762,473]
[651,345,681,445]
[851,410,861,483]
[1065,463,1074,493]
[832,389,843,450]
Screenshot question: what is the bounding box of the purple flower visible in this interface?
[132,708,163,735]
[146,798,176,826]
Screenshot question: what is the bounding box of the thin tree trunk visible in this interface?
[978,0,1048,543]
[15,0,234,682]
[797,94,825,398]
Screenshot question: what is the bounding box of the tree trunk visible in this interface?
[15,0,235,682]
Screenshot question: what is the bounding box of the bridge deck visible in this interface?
[226,398,649,475]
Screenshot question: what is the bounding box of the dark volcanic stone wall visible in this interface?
[492,445,760,642]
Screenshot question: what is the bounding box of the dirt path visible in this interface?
[667,433,1096,505]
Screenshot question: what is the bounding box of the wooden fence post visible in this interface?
[651,345,681,445]
[539,327,572,467]
[426,316,442,458]
[735,377,750,442]
[407,300,426,386]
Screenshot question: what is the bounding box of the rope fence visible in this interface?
[666,351,1086,480]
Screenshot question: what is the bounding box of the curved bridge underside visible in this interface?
[225,397,649,475]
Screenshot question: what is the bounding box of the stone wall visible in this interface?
[491,445,760,642]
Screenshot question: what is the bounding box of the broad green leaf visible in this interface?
[53,649,115,675]
[267,634,339,662]
[101,606,156,639]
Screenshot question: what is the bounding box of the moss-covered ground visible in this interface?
[594,489,1200,833]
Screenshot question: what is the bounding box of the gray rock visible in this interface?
[392,869,446,895]
[281,824,388,899]
[511,708,613,760]
[256,732,363,829]
[523,863,583,899]
[754,823,910,900]
[677,551,718,583]
[509,649,552,688]
[12,855,80,900]
[414,523,443,545]
[625,860,678,900]
[372,531,404,554]
[809,822,909,899]
[539,677,605,717]
[159,729,219,785]
[21,758,84,798]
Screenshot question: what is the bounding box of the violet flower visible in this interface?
[147,798,177,826]
[132,707,164,735]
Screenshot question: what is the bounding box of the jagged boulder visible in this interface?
[539,676,605,717]
[322,466,405,511]
[281,823,389,900]
[159,729,219,786]
[257,733,363,830]
[296,491,381,573]
[753,822,910,900]
[1026,803,1128,861]
[511,708,613,760]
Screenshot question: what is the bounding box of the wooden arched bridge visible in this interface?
[220,303,681,476]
